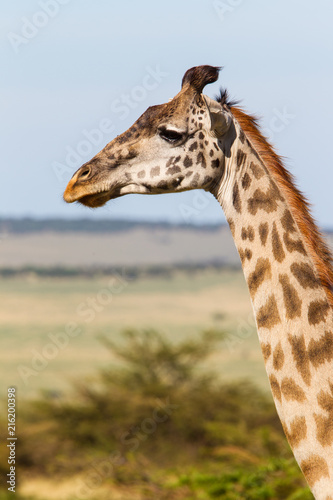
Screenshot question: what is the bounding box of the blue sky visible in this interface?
[1,0,333,227]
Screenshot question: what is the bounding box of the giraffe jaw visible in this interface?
[63,183,153,207]
[75,190,118,208]
[63,179,119,207]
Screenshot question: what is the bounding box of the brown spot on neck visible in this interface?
[239,248,253,263]
[256,294,281,330]
[281,209,296,233]
[269,374,281,402]
[249,161,265,179]
[228,218,235,238]
[248,185,281,216]
[259,222,269,246]
[282,416,307,448]
[273,341,284,370]
[241,226,255,241]
[314,382,333,447]
[308,300,330,326]
[283,231,307,256]
[300,454,330,488]
[280,377,306,402]
[261,342,271,362]
[272,223,285,263]
[232,182,242,213]
[236,149,247,170]
[248,258,272,299]
[308,331,333,368]
[288,334,311,386]
[279,273,302,319]
[241,172,251,190]
[290,262,320,290]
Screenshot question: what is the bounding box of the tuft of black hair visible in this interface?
[216,88,240,108]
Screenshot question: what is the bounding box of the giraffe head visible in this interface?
[63,66,236,207]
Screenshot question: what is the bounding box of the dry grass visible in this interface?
[1,268,269,400]
[19,476,143,500]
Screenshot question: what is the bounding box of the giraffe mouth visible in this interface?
[78,192,114,208]
[74,188,123,208]
[63,185,122,208]
[64,182,153,207]
[72,183,153,207]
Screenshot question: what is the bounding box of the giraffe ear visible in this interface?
[203,95,232,137]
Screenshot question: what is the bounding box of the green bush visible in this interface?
[14,329,312,498]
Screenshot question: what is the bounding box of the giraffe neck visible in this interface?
[214,130,333,499]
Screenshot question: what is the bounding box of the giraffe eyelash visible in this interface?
[158,127,185,144]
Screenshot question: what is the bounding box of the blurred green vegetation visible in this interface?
[0,330,312,499]
[0,216,221,234]
[0,261,237,279]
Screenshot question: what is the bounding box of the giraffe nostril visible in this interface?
[78,166,91,180]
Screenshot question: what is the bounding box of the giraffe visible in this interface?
[63,65,333,499]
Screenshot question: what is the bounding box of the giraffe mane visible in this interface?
[227,104,333,306]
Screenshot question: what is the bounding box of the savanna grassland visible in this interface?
[0,267,313,499]
[1,268,266,399]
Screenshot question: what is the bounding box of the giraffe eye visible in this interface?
[158,127,184,143]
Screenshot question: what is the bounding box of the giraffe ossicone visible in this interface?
[64,65,333,499]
